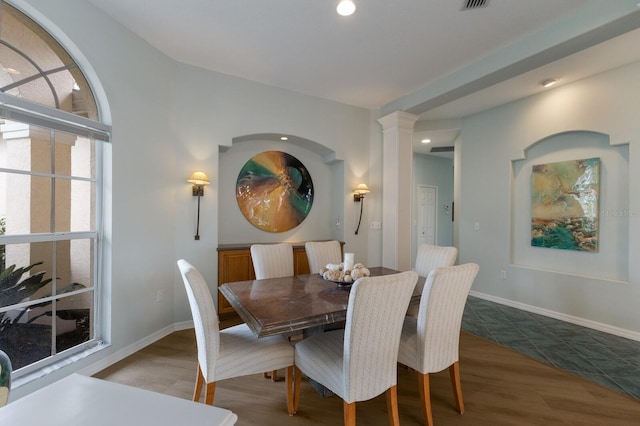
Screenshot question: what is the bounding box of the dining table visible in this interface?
[219,267,423,338]
[219,267,423,397]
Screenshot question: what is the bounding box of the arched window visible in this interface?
[0,1,109,377]
[0,3,98,118]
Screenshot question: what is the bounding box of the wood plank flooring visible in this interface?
[94,325,640,425]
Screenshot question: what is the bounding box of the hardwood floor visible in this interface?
[94,322,640,425]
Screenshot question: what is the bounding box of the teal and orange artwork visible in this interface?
[531,157,600,252]
[236,151,314,233]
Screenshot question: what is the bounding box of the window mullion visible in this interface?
[50,128,56,237]
[0,168,96,183]
[51,119,57,354]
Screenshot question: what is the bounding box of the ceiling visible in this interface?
[85,0,640,157]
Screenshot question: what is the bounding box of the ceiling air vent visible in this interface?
[430,146,454,153]
[462,0,489,10]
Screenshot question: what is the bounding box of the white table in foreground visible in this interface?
[0,374,238,426]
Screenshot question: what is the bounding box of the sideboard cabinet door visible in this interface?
[293,247,310,275]
[217,249,254,316]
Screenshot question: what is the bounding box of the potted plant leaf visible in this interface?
[0,262,86,370]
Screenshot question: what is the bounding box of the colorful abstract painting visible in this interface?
[236,151,314,233]
[531,157,600,252]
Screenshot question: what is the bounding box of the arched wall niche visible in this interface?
[227,133,341,164]
[509,127,631,162]
[218,133,344,244]
[509,130,629,282]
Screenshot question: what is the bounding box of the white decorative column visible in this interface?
[377,111,417,271]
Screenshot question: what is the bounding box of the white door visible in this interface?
[418,185,437,245]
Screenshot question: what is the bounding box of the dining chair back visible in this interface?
[249,243,295,380]
[250,243,294,279]
[0,349,11,407]
[304,240,342,274]
[398,263,479,426]
[177,259,295,414]
[293,271,419,426]
[407,244,458,317]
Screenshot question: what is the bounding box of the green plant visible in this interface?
[0,261,84,327]
[0,261,87,370]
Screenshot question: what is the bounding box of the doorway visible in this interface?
[417,185,437,246]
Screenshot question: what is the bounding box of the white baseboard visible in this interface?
[77,320,194,377]
[469,291,640,342]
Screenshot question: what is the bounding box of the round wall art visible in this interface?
[236,151,314,233]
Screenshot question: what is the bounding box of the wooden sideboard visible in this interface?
[217,242,321,317]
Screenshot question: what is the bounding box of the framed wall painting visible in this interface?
[235,151,314,233]
[530,157,600,252]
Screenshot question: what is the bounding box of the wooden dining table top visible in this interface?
[219,267,423,338]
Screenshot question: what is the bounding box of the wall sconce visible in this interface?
[188,171,211,240]
[353,183,370,235]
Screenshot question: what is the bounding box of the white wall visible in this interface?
[365,110,384,267]
[171,63,376,322]
[14,0,380,397]
[458,61,640,336]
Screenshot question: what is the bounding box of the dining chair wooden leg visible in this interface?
[204,381,216,406]
[193,365,204,402]
[448,361,465,414]
[263,370,281,381]
[293,366,302,413]
[286,366,295,415]
[386,385,400,426]
[419,372,434,426]
[343,400,356,426]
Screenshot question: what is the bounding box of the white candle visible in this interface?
[344,253,354,271]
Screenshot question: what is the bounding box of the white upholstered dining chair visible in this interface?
[250,242,294,380]
[177,259,295,414]
[304,240,342,274]
[293,271,419,426]
[398,263,479,426]
[251,243,294,280]
[407,244,458,317]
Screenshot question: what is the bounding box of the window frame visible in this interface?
[0,93,110,380]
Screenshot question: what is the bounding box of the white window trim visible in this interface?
[0,93,111,381]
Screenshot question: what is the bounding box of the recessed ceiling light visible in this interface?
[337,0,356,16]
[421,139,431,144]
[280,136,289,141]
[539,78,557,88]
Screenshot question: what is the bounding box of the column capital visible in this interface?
[377,111,418,131]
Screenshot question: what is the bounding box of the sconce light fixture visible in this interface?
[353,183,370,235]
[188,171,211,240]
